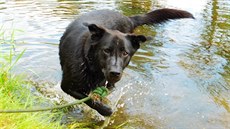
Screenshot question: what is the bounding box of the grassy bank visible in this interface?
[0,47,64,129]
[0,27,64,128]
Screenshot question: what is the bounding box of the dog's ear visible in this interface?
[126,34,150,49]
[87,24,105,41]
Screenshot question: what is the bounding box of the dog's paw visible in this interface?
[93,101,113,116]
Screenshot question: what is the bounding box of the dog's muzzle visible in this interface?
[103,68,122,84]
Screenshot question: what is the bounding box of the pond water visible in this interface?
[0,0,229,128]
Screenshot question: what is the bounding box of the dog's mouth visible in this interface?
[106,75,121,84]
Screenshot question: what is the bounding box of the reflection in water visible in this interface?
[178,0,230,128]
[116,0,152,15]
[0,0,229,128]
[180,0,230,112]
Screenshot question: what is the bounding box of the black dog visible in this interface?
[59,9,193,116]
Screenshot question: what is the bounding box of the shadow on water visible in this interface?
[0,0,229,128]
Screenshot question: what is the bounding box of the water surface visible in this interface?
[0,0,229,128]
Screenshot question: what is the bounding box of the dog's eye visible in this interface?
[122,51,129,56]
[103,48,110,54]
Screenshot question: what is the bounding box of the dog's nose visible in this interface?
[109,71,121,77]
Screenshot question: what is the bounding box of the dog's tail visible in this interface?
[129,8,194,28]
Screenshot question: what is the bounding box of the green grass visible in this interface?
[0,26,64,129]
[0,49,64,129]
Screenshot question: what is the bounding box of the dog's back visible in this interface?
[61,10,133,40]
[61,9,194,38]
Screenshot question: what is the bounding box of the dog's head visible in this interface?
[86,24,149,84]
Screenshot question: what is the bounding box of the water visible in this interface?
[0,0,229,128]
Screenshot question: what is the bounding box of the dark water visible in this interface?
[0,0,229,128]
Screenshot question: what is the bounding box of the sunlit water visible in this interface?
[0,0,229,128]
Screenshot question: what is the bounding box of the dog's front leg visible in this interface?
[68,90,113,116]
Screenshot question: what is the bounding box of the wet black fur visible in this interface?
[59,9,194,116]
